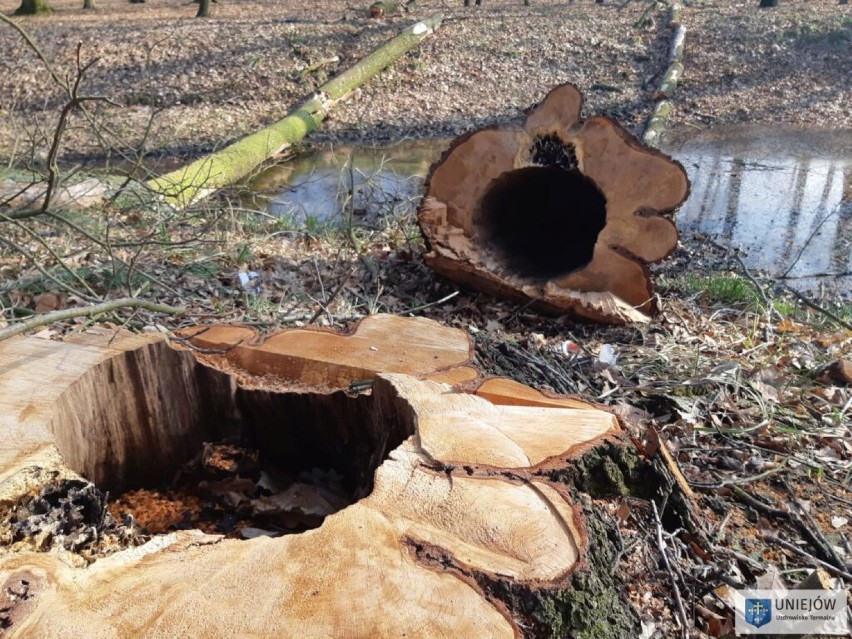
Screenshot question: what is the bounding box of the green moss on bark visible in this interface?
[545,438,639,498]
[532,498,639,639]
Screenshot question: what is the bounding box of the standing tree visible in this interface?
[759,0,778,6]
[14,0,52,14]
[196,0,210,16]
[83,0,97,9]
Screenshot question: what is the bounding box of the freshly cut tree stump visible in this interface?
[0,315,638,638]
[419,83,690,324]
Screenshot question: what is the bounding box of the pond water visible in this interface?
[249,127,850,296]
[663,126,851,296]
[245,139,449,227]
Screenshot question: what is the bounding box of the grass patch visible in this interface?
[661,272,764,308]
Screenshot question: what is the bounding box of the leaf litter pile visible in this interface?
[0,439,352,569]
[111,441,352,539]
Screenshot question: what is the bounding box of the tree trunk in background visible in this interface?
[13,0,52,14]
[83,0,97,9]
[196,0,210,17]
[759,0,778,6]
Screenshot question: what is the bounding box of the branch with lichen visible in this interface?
[0,298,186,342]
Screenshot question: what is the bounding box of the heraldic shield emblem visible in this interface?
[745,598,773,628]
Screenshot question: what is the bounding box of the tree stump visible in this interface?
[419,83,690,324]
[0,315,639,637]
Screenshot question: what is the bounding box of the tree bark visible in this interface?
[643,5,685,148]
[759,0,778,6]
[643,100,674,147]
[147,14,443,208]
[82,0,97,9]
[418,83,689,324]
[13,0,52,15]
[0,314,642,637]
[196,0,210,17]
[655,62,683,100]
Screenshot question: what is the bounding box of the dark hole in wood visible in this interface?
[532,134,578,171]
[480,166,607,280]
[45,344,414,542]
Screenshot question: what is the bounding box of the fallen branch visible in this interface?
[643,3,685,147]
[655,61,683,100]
[0,298,186,342]
[643,100,674,149]
[779,283,852,332]
[147,14,444,208]
[668,24,686,64]
[763,534,852,583]
[652,500,691,639]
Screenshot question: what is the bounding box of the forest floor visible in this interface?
[0,1,851,638]
[0,0,849,159]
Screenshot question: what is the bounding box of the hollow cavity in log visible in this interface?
[480,166,607,280]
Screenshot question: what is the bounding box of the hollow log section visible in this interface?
[0,314,627,638]
[419,83,690,324]
[146,15,443,208]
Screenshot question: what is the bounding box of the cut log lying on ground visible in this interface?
[0,314,644,637]
[419,83,690,324]
[146,15,443,208]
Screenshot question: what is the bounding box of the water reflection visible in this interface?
[666,127,851,295]
[247,128,850,296]
[246,139,449,226]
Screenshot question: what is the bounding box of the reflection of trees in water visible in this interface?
[779,158,810,263]
[831,166,852,274]
[696,151,723,226]
[721,158,744,243]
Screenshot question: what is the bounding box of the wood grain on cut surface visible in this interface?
[0,316,624,638]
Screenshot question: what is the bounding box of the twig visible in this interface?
[167,333,242,355]
[781,478,848,574]
[763,534,852,583]
[402,290,459,315]
[781,205,840,278]
[688,459,790,490]
[652,500,691,639]
[778,284,852,332]
[730,482,850,574]
[730,486,788,518]
[705,238,778,318]
[0,235,100,302]
[308,267,356,325]
[342,152,379,281]
[0,212,101,299]
[0,298,186,342]
[778,271,852,280]
[712,544,767,573]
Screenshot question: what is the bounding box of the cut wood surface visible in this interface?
[0,315,630,638]
[181,313,479,387]
[419,83,690,324]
